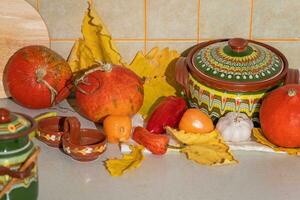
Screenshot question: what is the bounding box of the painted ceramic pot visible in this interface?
[176,38,299,123]
[37,116,66,148]
[62,117,106,162]
[0,108,39,200]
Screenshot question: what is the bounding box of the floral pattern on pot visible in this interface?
[194,41,284,83]
[37,132,61,142]
[63,145,106,156]
[188,74,278,123]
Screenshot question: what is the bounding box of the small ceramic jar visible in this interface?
[0,108,39,200]
[176,38,299,123]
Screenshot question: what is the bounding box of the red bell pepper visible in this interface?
[146,96,187,134]
[132,127,169,155]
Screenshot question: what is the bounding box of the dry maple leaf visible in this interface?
[68,0,123,74]
[253,128,300,155]
[128,47,180,79]
[139,77,177,117]
[128,48,181,117]
[166,127,238,165]
[105,145,144,176]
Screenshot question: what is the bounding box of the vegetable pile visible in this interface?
[4,0,300,178]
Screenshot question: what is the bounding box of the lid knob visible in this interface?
[0,108,11,124]
[228,38,248,53]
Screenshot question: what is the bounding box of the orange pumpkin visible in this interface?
[103,115,132,144]
[75,64,144,122]
[260,84,300,148]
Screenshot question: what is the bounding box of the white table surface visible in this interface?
[1,98,300,200]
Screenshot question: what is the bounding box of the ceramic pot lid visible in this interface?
[190,38,288,92]
[0,108,34,139]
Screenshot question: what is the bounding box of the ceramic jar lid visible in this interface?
[190,38,288,92]
[0,108,35,139]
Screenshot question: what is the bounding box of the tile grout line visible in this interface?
[49,38,300,43]
[255,38,300,42]
[36,0,40,12]
[148,38,197,42]
[50,38,76,42]
[197,0,201,43]
[249,0,254,39]
[144,0,148,54]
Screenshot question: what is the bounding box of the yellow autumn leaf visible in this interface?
[128,48,181,117]
[68,39,95,73]
[68,0,123,74]
[181,144,235,166]
[128,47,180,79]
[105,145,144,176]
[167,128,220,145]
[139,77,177,117]
[253,128,300,155]
[166,127,237,165]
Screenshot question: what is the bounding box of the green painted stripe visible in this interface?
[0,137,29,152]
[0,144,34,166]
[0,141,32,156]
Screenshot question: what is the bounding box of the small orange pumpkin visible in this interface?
[103,115,132,144]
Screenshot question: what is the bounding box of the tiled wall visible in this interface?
[26,0,300,69]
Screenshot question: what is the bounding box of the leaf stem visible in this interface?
[167,144,184,150]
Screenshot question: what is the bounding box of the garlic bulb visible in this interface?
[216,112,254,142]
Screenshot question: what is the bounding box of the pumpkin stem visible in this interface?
[35,67,47,83]
[288,89,297,97]
[74,63,112,95]
[41,80,58,105]
[35,67,58,105]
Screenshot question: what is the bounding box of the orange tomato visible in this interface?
[179,108,214,134]
[103,115,132,144]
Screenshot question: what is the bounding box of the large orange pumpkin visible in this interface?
[75,64,144,123]
[5,46,72,109]
[260,84,300,148]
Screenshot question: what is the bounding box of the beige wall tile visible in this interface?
[147,41,197,55]
[200,0,250,39]
[39,0,87,38]
[25,0,37,9]
[115,42,145,64]
[266,42,300,70]
[94,0,144,39]
[50,41,75,59]
[148,0,198,39]
[253,0,300,39]
[50,40,143,64]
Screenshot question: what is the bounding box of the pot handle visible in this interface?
[175,57,190,98]
[64,117,81,145]
[285,69,300,84]
[0,162,35,179]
